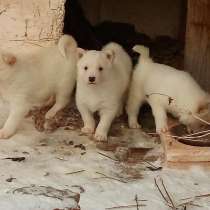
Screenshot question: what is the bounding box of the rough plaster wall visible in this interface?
[80,0,184,39]
[0,0,66,52]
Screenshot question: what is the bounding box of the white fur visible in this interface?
[76,42,132,141]
[0,35,78,138]
[126,45,210,133]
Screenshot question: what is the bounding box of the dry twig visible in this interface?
[135,194,140,210]
[154,177,174,209]
[192,114,210,125]
[94,172,127,183]
[154,177,207,209]
[65,170,86,175]
[105,197,147,210]
[147,131,210,142]
[97,152,119,162]
[105,204,146,210]
[185,129,210,137]
[146,93,174,105]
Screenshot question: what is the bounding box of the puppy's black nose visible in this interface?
[89,76,95,83]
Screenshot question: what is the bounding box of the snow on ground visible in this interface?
[0,100,210,210]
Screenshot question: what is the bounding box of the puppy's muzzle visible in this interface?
[89,76,96,83]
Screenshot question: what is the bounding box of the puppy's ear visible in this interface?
[2,53,16,66]
[58,35,77,58]
[77,48,86,59]
[105,50,115,63]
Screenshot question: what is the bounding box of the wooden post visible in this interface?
[185,0,210,90]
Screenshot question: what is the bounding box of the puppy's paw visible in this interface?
[129,122,141,129]
[0,129,13,139]
[94,131,107,142]
[156,125,168,134]
[44,120,52,131]
[187,126,193,134]
[81,126,94,135]
[45,110,56,120]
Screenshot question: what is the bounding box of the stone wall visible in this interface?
[0,0,66,51]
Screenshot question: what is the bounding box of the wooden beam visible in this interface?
[161,132,210,163]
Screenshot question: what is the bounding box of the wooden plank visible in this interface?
[161,132,210,163]
[185,0,210,90]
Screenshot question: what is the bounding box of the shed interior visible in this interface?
[64,0,187,68]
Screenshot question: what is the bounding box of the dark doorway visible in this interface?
[63,0,187,68]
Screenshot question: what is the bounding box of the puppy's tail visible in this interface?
[58,35,77,58]
[133,45,150,58]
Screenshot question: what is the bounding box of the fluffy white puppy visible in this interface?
[126,45,210,133]
[0,35,78,138]
[76,42,132,141]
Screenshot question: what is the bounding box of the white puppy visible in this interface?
[0,35,78,138]
[126,45,210,133]
[76,42,132,141]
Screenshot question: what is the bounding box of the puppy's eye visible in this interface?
[84,66,88,71]
[99,66,103,71]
